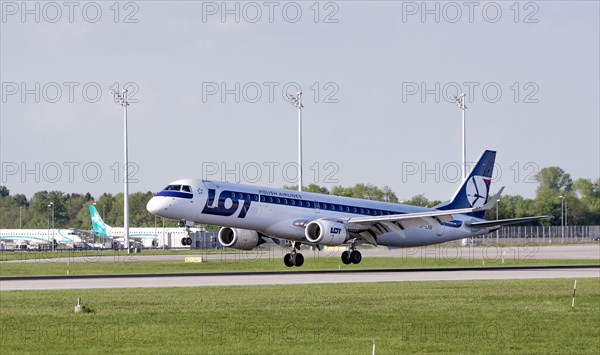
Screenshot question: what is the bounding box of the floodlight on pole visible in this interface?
[113,89,130,253]
[288,91,304,192]
[560,195,564,244]
[450,93,467,181]
[47,202,54,251]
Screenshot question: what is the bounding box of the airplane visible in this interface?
[89,205,203,248]
[146,150,546,267]
[0,228,85,249]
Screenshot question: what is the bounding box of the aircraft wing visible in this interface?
[465,216,549,229]
[345,187,503,228]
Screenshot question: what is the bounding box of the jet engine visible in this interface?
[304,219,347,245]
[218,227,262,250]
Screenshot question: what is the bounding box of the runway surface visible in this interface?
[2,244,599,263]
[2,267,598,291]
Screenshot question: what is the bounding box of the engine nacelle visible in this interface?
[305,219,347,246]
[218,227,262,250]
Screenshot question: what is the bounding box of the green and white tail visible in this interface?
[89,205,110,238]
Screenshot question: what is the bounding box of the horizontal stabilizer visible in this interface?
[346,189,502,226]
[466,216,549,229]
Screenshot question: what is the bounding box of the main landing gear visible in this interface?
[284,242,304,267]
[341,245,362,265]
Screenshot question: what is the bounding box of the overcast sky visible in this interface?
[1,1,598,202]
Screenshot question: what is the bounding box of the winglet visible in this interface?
[475,186,505,211]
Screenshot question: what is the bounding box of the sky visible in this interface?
[1,1,599,202]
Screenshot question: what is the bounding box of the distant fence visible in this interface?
[194,231,220,249]
[482,225,600,244]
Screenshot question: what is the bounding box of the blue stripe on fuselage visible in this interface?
[202,188,409,218]
[257,193,409,216]
[155,191,193,199]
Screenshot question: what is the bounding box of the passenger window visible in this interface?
[276,198,280,204]
[291,200,295,206]
[298,200,303,207]
[261,196,266,202]
[268,197,273,202]
[283,199,288,205]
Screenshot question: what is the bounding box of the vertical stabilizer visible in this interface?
[435,150,496,218]
[89,205,110,238]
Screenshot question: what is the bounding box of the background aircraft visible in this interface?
[0,228,84,249]
[147,150,546,266]
[89,205,203,248]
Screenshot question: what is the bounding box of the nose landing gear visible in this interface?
[181,225,192,246]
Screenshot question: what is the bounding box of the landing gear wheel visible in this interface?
[283,242,305,267]
[341,251,351,265]
[350,250,362,264]
[293,253,304,267]
[181,238,187,246]
[284,253,294,267]
[186,237,192,246]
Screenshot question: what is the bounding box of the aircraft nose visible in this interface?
[146,197,165,215]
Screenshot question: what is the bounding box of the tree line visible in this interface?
[1,166,598,230]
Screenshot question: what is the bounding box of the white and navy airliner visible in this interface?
[146,150,544,267]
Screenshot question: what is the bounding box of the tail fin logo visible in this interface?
[466,176,491,208]
[89,205,108,237]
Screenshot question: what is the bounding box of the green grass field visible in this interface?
[0,248,243,262]
[1,255,597,278]
[1,279,599,354]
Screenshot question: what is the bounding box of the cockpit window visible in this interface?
[164,185,182,191]
[182,185,192,193]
